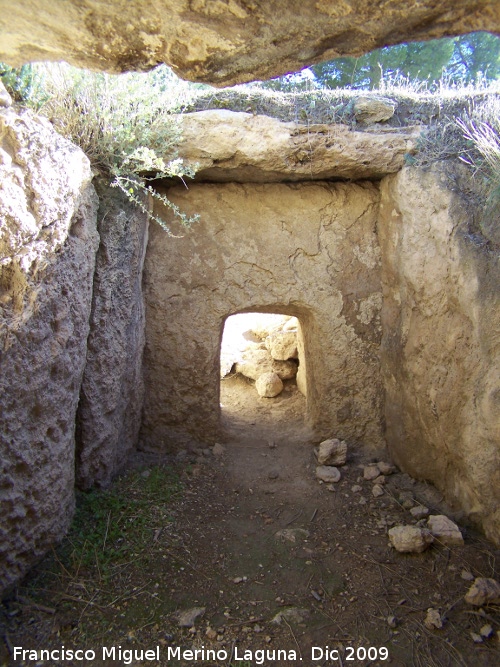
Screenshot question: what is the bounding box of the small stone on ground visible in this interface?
[388,525,434,553]
[316,465,341,484]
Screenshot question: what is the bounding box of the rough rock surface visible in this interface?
[379,166,500,545]
[235,346,297,381]
[75,185,148,489]
[363,464,381,481]
[427,515,464,547]
[388,526,434,553]
[1,2,498,84]
[265,331,298,360]
[255,372,283,398]
[0,81,11,108]
[424,608,443,630]
[353,96,396,124]
[316,466,341,484]
[464,578,500,606]
[141,181,384,450]
[0,108,99,593]
[317,439,347,467]
[180,111,419,182]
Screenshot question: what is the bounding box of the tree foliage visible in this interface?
[272,32,500,90]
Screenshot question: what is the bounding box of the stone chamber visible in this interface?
[0,0,499,598]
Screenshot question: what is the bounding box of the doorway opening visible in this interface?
[219,312,307,436]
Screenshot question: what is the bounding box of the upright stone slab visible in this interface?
[379,166,500,545]
[141,181,384,451]
[0,108,99,594]
[75,185,148,489]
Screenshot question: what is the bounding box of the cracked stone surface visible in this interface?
[1,1,498,85]
[179,111,420,182]
[75,185,148,490]
[379,166,500,545]
[141,181,384,451]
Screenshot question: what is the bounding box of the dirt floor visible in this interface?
[1,375,499,667]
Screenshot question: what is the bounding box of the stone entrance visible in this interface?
[140,181,385,452]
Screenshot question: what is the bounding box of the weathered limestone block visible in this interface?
[388,526,434,553]
[265,331,298,360]
[0,108,99,594]
[316,465,341,484]
[255,372,283,398]
[1,1,498,85]
[317,439,347,467]
[464,578,500,606]
[427,515,464,547]
[179,111,419,182]
[141,181,384,451]
[353,96,396,124]
[75,185,148,489]
[235,347,297,381]
[379,166,500,545]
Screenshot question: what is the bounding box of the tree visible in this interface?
[309,32,500,90]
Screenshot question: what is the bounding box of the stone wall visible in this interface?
[1,99,499,599]
[379,167,500,543]
[75,185,148,490]
[141,181,384,452]
[0,108,99,592]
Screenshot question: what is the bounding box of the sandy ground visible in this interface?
[1,375,499,667]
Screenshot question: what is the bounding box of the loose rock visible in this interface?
[275,528,309,543]
[316,466,341,484]
[410,506,429,519]
[427,515,464,546]
[316,438,347,466]
[353,96,396,124]
[388,525,434,553]
[271,607,310,625]
[363,464,381,481]
[373,475,386,485]
[176,607,206,628]
[212,443,226,457]
[372,484,384,498]
[464,578,500,606]
[480,624,493,639]
[424,608,443,630]
[265,331,298,360]
[377,461,397,475]
[255,372,283,398]
[235,347,297,381]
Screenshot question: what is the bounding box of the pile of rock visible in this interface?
[315,438,348,487]
[388,514,464,553]
[233,317,299,398]
[362,460,396,498]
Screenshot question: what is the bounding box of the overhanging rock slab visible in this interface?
[179,110,419,182]
[1,1,498,84]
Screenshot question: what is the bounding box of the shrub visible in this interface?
[457,96,500,219]
[2,63,202,234]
